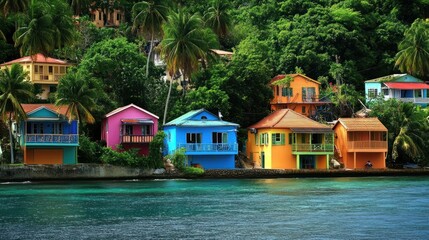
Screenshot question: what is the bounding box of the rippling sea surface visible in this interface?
[0,177,428,240]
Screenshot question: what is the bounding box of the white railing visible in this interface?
[178,143,238,152]
[26,134,78,143]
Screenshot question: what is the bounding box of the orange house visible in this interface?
[270,74,330,118]
[333,118,388,169]
[246,109,334,169]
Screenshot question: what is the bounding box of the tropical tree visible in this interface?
[55,71,97,125]
[160,9,218,124]
[68,0,90,16]
[204,0,231,39]
[0,0,29,17]
[0,64,34,164]
[132,0,169,77]
[395,18,429,79]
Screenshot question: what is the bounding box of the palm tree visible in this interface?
[0,64,34,164]
[160,9,218,124]
[69,0,90,16]
[55,71,96,125]
[0,0,29,17]
[395,18,429,78]
[204,0,231,39]
[132,0,169,77]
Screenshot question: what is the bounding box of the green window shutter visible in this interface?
[266,134,269,145]
[260,134,263,145]
[282,88,287,96]
[272,133,275,144]
[281,133,285,145]
[290,88,293,97]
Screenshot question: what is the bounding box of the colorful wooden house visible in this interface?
[270,74,330,118]
[0,54,72,99]
[19,104,79,164]
[365,74,429,106]
[333,118,388,169]
[246,109,334,169]
[163,109,239,169]
[101,104,159,155]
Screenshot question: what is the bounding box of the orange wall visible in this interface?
[25,148,63,164]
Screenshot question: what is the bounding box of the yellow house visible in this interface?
[246,109,334,169]
[270,73,330,118]
[0,54,72,100]
[333,118,388,169]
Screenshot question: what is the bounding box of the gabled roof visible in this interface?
[248,109,331,132]
[384,82,429,90]
[105,103,159,119]
[21,104,69,116]
[333,118,387,132]
[164,109,239,127]
[365,74,422,83]
[1,53,69,66]
[269,73,321,85]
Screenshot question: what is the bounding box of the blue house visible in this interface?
[18,104,79,164]
[365,74,429,106]
[163,109,239,169]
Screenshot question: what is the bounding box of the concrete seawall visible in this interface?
[1,164,429,181]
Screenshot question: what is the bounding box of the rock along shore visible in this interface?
[1,164,429,182]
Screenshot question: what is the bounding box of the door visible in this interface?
[261,152,265,168]
[301,155,315,169]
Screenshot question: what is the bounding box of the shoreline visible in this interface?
[1,164,429,182]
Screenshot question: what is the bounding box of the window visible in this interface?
[142,125,151,135]
[187,133,201,143]
[301,134,306,143]
[27,123,44,134]
[260,133,269,145]
[39,66,43,74]
[53,123,63,134]
[415,90,422,98]
[125,125,133,135]
[99,12,102,20]
[117,13,121,21]
[272,133,285,145]
[34,65,39,73]
[255,133,259,145]
[48,66,53,74]
[368,88,378,98]
[213,132,227,143]
[282,87,293,97]
[302,106,306,114]
[60,66,65,74]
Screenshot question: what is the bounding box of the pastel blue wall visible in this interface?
[365,82,381,102]
[188,155,235,169]
[63,146,77,164]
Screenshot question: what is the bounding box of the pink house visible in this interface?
[101,104,159,155]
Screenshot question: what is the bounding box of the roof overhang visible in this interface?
[290,128,333,133]
[121,119,154,125]
[384,82,429,90]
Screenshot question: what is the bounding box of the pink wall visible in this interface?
[103,106,158,150]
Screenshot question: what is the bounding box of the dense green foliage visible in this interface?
[183,167,205,177]
[167,147,187,171]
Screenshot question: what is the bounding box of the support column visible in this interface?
[354,152,356,169]
[296,155,300,170]
[326,154,330,169]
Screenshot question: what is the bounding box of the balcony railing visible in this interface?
[347,141,387,150]
[302,95,320,102]
[26,134,78,143]
[292,144,334,152]
[384,96,429,103]
[178,143,238,152]
[121,135,154,143]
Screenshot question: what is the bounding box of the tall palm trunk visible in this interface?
[146,35,154,77]
[163,76,173,124]
[8,113,14,164]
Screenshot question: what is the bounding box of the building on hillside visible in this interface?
[246,109,334,169]
[101,104,159,155]
[18,104,79,164]
[269,73,331,118]
[333,118,388,169]
[365,74,429,106]
[163,109,239,169]
[0,54,72,100]
[89,4,123,28]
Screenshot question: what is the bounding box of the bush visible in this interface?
[183,167,205,177]
[100,147,148,168]
[78,135,103,163]
[167,147,187,170]
[148,131,166,169]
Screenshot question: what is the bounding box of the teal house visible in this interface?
[163,109,239,169]
[19,104,78,164]
[365,74,429,106]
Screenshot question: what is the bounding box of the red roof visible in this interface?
[384,82,429,90]
[0,53,69,66]
[21,104,69,116]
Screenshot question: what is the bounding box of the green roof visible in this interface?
[365,74,423,83]
[164,109,239,127]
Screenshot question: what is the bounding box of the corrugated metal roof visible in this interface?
[1,53,69,66]
[21,104,69,116]
[164,109,239,127]
[248,109,332,131]
[365,74,423,83]
[384,82,429,90]
[334,118,387,131]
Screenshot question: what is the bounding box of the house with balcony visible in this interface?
[101,104,159,155]
[18,104,79,164]
[365,74,429,106]
[0,54,72,100]
[163,109,239,169]
[246,109,334,169]
[333,118,388,169]
[270,74,331,118]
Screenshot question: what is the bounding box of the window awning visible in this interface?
[384,82,429,90]
[121,119,154,125]
[290,128,333,133]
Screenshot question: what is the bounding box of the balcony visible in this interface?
[302,95,321,102]
[292,144,334,153]
[178,143,238,153]
[121,135,154,144]
[25,134,78,144]
[347,141,387,151]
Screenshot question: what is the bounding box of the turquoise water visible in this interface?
[0,177,428,240]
